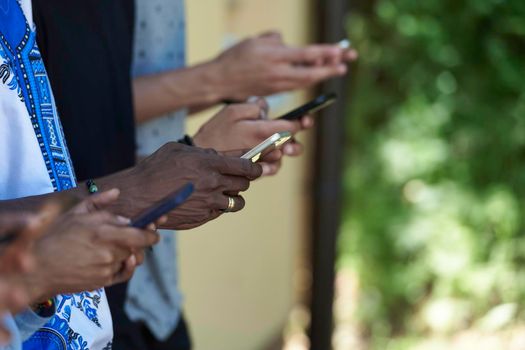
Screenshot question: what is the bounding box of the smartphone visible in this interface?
[277,93,337,121]
[130,182,194,229]
[241,131,293,163]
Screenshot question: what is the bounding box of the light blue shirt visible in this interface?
[126,0,187,341]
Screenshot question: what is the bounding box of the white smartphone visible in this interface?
[241,131,293,163]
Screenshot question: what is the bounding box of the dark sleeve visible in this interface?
[33,0,137,181]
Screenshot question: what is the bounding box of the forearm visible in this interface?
[133,60,229,124]
[0,169,138,219]
[0,188,87,214]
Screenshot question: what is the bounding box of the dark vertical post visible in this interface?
[308,0,348,349]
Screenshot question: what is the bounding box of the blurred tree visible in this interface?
[339,0,525,346]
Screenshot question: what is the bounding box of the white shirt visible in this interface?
[0,0,112,349]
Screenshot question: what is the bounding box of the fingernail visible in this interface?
[261,163,270,175]
[129,254,137,266]
[284,144,294,155]
[117,216,131,224]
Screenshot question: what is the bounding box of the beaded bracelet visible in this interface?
[33,298,56,318]
[86,179,99,195]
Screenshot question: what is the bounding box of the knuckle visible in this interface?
[100,267,113,279]
[204,148,219,156]
[207,173,221,189]
[240,179,250,192]
[97,211,114,222]
[212,194,225,210]
[100,251,114,265]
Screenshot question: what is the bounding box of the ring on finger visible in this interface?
[223,196,235,213]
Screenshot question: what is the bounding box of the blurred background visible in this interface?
[180,0,525,349]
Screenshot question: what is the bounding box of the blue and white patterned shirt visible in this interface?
[125,0,187,341]
[0,0,112,349]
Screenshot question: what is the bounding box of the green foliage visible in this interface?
[339,0,525,344]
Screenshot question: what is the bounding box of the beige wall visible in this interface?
[179,1,315,349]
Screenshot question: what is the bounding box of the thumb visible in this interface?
[258,31,283,43]
[74,188,120,214]
[223,103,263,122]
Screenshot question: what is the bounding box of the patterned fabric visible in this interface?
[0,0,75,191]
[125,0,187,341]
[0,0,112,348]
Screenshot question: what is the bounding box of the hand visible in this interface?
[0,207,62,343]
[99,143,263,230]
[0,214,36,319]
[0,202,64,305]
[193,98,314,176]
[21,190,160,303]
[211,31,358,101]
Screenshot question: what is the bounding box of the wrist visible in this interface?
[192,132,206,149]
[95,168,142,217]
[200,59,234,103]
[24,270,54,304]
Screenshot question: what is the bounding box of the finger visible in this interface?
[253,98,269,119]
[260,149,283,163]
[343,49,359,62]
[300,115,315,129]
[260,159,282,176]
[74,189,120,214]
[223,103,262,122]
[282,142,304,157]
[112,255,137,285]
[0,212,33,235]
[134,250,145,266]
[253,119,302,137]
[103,227,160,249]
[214,157,263,180]
[258,31,283,43]
[219,175,251,193]
[278,45,344,64]
[216,195,246,213]
[220,149,249,158]
[88,211,130,227]
[103,246,133,271]
[155,215,168,227]
[287,64,347,86]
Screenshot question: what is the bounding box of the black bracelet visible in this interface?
[177,134,194,146]
[86,179,99,195]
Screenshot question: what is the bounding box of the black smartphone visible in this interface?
[130,182,194,229]
[277,92,337,121]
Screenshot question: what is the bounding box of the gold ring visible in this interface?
[224,196,235,213]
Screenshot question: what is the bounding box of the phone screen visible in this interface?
[277,93,337,121]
